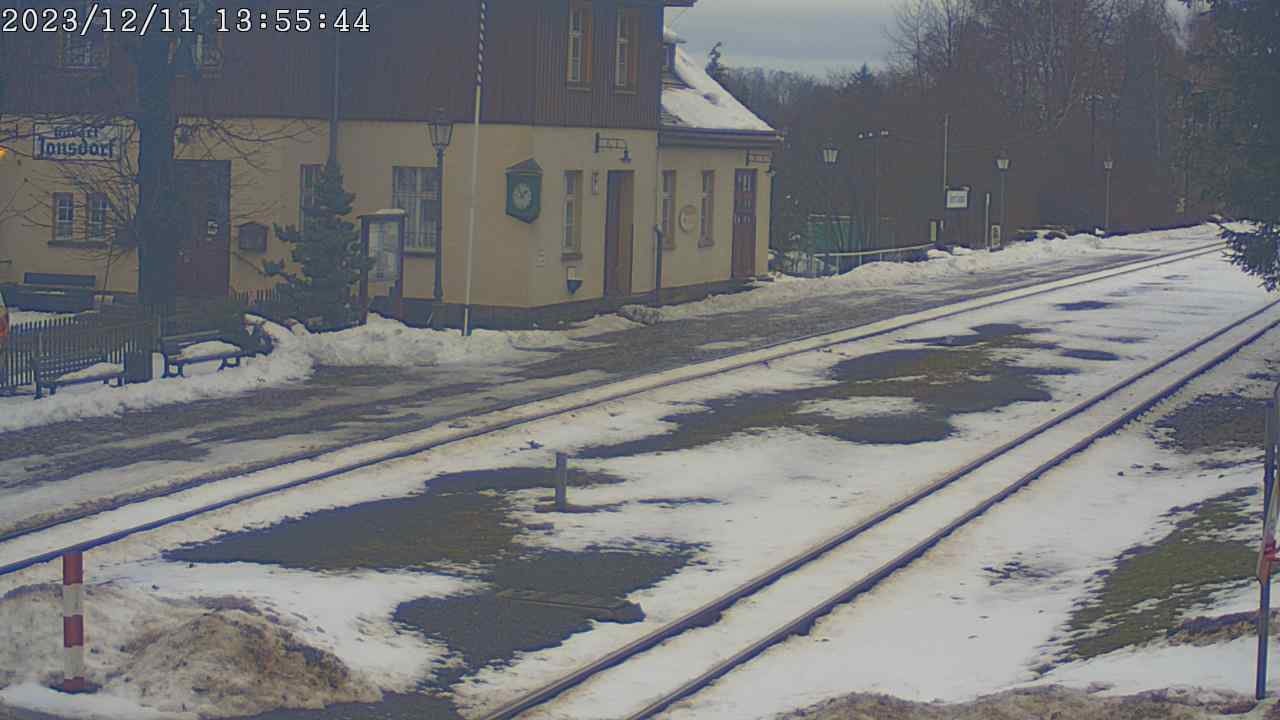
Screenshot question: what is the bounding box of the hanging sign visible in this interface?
[33,124,123,162]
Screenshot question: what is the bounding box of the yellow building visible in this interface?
[0,1,780,328]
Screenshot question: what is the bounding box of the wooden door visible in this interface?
[174,160,232,297]
[604,171,634,297]
[732,169,758,278]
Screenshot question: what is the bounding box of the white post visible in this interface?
[462,0,487,337]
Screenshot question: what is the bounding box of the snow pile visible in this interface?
[662,36,774,133]
[0,320,313,433]
[0,582,380,718]
[284,313,629,368]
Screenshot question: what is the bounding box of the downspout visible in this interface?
[652,23,665,303]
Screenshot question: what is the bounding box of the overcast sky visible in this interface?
[666,0,1191,77]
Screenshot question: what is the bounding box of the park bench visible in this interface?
[34,349,125,399]
[159,330,255,378]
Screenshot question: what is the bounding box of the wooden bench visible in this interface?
[159,330,253,378]
[34,349,125,399]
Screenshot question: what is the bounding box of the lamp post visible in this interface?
[1103,155,1115,234]
[821,142,841,273]
[427,108,454,325]
[996,151,1010,234]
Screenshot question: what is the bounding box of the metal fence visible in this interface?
[1,313,153,394]
[781,242,936,277]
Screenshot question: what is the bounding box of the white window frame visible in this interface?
[699,171,715,247]
[615,13,630,88]
[661,171,676,249]
[299,163,323,234]
[53,193,75,242]
[87,192,109,242]
[567,4,587,84]
[393,166,441,253]
[563,171,582,255]
[60,1,106,69]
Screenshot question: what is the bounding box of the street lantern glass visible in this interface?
[821,143,839,166]
[1104,156,1115,172]
[996,154,1010,171]
[428,108,454,152]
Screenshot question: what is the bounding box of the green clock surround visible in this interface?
[505,158,543,224]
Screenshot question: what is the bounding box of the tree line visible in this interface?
[713,0,1238,258]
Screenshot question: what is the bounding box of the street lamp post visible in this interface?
[427,108,454,327]
[1103,156,1115,234]
[821,142,840,274]
[996,152,1010,235]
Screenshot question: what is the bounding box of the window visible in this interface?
[87,193,109,242]
[53,193,75,242]
[662,43,676,74]
[661,171,676,249]
[615,10,639,90]
[176,0,222,71]
[699,171,715,247]
[60,2,106,69]
[567,1,592,85]
[563,171,582,255]
[300,164,323,231]
[393,166,441,252]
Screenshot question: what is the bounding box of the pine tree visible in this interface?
[1189,0,1280,288]
[706,42,728,85]
[264,159,368,325]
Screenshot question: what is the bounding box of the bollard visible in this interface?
[554,453,568,511]
[62,551,86,693]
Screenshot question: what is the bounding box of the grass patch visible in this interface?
[1061,487,1258,662]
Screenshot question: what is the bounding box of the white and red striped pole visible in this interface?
[62,551,86,694]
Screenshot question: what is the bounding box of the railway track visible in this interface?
[0,242,1227,577]
[475,288,1280,719]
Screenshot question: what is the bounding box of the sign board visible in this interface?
[945,187,970,210]
[33,124,123,162]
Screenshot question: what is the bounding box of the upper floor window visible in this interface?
[393,166,441,253]
[662,43,675,74]
[174,0,223,72]
[59,2,106,70]
[615,10,639,90]
[567,1,593,85]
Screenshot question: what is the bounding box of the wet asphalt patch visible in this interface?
[1155,393,1269,455]
[579,324,1074,457]
[166,468,628,571]
[1055,300,1115,311]
[1059,349,1121,362]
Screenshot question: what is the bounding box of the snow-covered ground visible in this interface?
[624,223,1227,323]
[0,249,1270,719]
[0,313,635,433]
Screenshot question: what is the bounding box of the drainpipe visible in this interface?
[652,21,665,303]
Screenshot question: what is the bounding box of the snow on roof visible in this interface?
[662,32,773,134]
[663,26,686,44]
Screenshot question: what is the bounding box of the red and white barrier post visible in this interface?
[61,551,86,693]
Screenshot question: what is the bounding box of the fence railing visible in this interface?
[2,314,152,394]
[781,242,936,277]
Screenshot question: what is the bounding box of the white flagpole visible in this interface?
[462,0,486,337]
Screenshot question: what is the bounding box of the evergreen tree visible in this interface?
[264,160,369,325]
[1189,0,1280,288]
[706,42,729,85]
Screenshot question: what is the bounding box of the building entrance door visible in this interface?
[174,160,231,297]
[732,169,758,278]
[603,170,634,297]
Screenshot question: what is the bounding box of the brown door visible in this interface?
[732,169,758,278]
[174,160,232,297]
[603,171,635,297]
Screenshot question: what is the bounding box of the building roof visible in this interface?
[661,31,774,136]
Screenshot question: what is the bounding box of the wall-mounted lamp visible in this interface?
[595,133,631,164]
[566,266,583,295]
[591,171,600,196]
